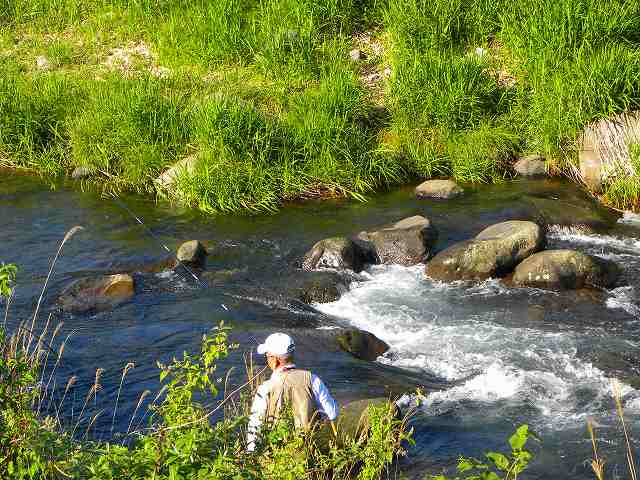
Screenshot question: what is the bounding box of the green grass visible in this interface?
[1,0,640,212]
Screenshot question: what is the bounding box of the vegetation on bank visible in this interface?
[1,0,639,213]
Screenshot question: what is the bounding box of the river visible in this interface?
[2,172,640,479]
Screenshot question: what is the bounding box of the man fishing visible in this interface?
[247,332,339,451]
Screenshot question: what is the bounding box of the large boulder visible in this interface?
[512,249,620,290]
[514,154,546,177]
[176,240,207,267]
[315,397,400,449]
[577,112,640,192]
[295,271,348,304]
[59,274,135,313]
[155,154,200,190]
[426,220,544,282]
[302,237,377,273]
[415,179,464,199]
[357,215,438,266]
[336,329,389,361]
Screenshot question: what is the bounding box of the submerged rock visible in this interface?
[176,240,207,267]
[426,220,544,282]
[59,273,135,313]
[512,249,620,290]
[415,179,464,199]
[302,237,377,273]
[336,329,389,361]
[514,154,546,177]
[357,215,438,266]
[525,195,617,231]
[154,154,200,190]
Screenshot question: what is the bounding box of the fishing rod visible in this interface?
[109,195,274,351]
[108,193,207,288]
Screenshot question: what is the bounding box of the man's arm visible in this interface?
[311,374,339,421]
[247,382,269,452]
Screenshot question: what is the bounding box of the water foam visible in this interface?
[316,262,638,429]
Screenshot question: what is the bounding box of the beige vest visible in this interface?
[265,368,318,430]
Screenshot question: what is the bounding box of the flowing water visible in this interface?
[2,171,640,479]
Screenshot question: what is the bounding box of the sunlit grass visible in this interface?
[1,0,640,212]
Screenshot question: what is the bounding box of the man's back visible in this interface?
[265,368,317,430]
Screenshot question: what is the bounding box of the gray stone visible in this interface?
[336,329,389,361]
[514,154,546,177]
[357,215,438,266]
[154,154,200,190]
[415,179,464,199]
[512,249,620,290]
[426,220,544,282]
[176,240,207,267]
[525,196,617,231]
[295,271,347,304]
[71,166,93,180]
[59,274,135,313]
[302,237,377,273]
[349,48,364,61]
[577,111,640,192]
[36,55,50,70]
[315,397,399,450]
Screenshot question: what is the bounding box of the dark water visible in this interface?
[3,172,640,479]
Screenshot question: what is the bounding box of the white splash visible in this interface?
[316,260,639,430]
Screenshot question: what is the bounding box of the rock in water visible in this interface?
[426,220,544,281]
[154,154,200,190]
[71,166,93,180]
[577,111,640,192]
[524,196,617,231]
[512,249,620,290]
[302,237,377,273]
[176,240,207,267]
[357,215,438,266]
[315,398,399,450]
[336,329,389,361]
[514,154,546,177]
[296,271,347,304]
[415,179,464,199]
[59,274,135,313]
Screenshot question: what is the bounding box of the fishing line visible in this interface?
[108,194,207,288]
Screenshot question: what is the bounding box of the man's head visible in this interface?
[257,332,295,371]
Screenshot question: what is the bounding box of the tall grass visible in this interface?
[2,0,640,212]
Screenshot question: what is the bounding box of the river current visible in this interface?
[2,172,640,479]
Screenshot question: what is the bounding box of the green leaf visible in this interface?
[508,424,529,451]
[458,458,475,472]
[481,472,502,480]
[486,452,510,471]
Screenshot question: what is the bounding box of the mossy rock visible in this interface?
[314,397,399,451]
[335,329,389,361]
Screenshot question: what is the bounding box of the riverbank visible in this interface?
[2,0,639,213]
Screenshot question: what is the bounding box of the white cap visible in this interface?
[257,333,295,356]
